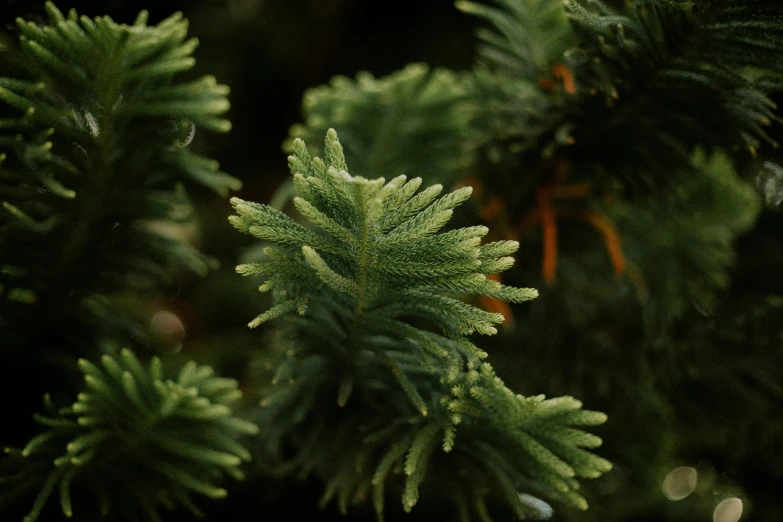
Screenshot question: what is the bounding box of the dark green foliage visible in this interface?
[441,0,783,203]
[3,0,783,521]
[230,129,610,520]
[562,0,783,190]
[288,63,474,186]
[451,0,575,193]
[284,1,783,520]
[456,0,572,80]
[0,4,252,521]
[538,148,761,334]
[490,151,766,520]
[0,348,258,522]
[0,2,239,356]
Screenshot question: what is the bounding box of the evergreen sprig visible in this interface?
[233,129,537,344]
[562,0,783,189]
[0,5,251,520]
[0,348,259,522]
[287,63,473,187]
[456,0,573,81]
[452,0,783,201]
[231,129,609,520]
[0,2,240,354]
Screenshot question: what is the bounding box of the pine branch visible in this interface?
[287,63,473,188]
[0,348,258,522]
[457,0,573,81]
[232,129,537,338]
[0,4,253,520]
[231,129,609,520]
[0,2,240,353]
[456,0,783,204]
[562,0,783,190]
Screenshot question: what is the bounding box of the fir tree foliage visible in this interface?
[561,0,783,189]
[287,63,473,187]
[442,0,768,330]
[281,2,783,518]
[230,129,610,520]
[456,0,572,81]
[533,148,762,337]
[448,0,783,197]
[0,4,253,521]
[608,148,761,329]
[0,348,259,522]
[232,128,538,357]
[0,2,240,352]
[1,0,779,520]
[453,0,576,185]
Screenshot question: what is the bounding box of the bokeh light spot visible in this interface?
[149,309,186,352]
[713,498,743,522]
[662,466,698,501]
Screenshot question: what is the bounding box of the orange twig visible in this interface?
[538,77,556,92]
[538,187,559,283]
[515,159,626,284]
[560,209,627,276]
[579,210,626,276]
[462,158,625,288]
[553,64,577,95]
[539,64,578,95]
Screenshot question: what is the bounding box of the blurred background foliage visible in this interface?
[2,0,782,521]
